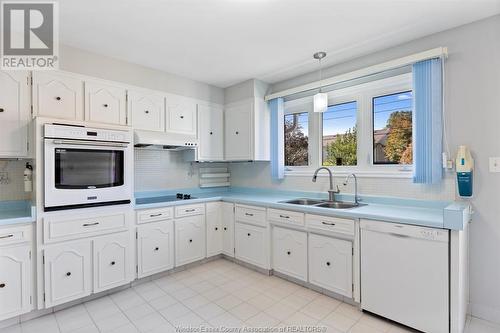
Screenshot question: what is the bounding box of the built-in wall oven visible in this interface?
[44,124,133,211]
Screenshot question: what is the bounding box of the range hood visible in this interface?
[134,130,199,151]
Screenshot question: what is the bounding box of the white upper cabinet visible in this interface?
[32,71,84,121]
[85,80,127,125]
[224,98,269,161]
[165,94,197,136]
[128,90,165,132]
[198,104,224,161]
[0,71,30,157]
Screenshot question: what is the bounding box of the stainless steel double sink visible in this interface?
[279,198,364,209]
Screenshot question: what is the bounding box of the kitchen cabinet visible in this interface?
[85,80,127,125]
[235,222,269,269]
[128,89,165,132]
[272,226,307,281]
[0,245,31,321]
[32,71,84,121]
[308,233,352,298]
[93,232,132,293]
[206,202,223,257]
[44,240,92,307]
[137,220,174,278]
[198,104,224,161]
[221,202,235,257]
[165,94,197,136]
[224,98,269,161]
[0,71,30,158]
[175,215,206,266]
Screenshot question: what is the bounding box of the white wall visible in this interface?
[230,15,500,323]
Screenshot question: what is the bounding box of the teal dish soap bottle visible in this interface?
[455,146,473,198]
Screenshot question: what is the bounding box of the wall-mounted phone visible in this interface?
[456,146,473,198]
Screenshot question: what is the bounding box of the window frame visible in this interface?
[283,73,413,178]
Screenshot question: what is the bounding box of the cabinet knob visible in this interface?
[235,131,239,135]
[110,261,116,266]
[55,96,61,101]
[145,110,149,114]
[154,247,159,251]
[180,115,184,119]
[247,233,251,237]
[0,283,5,288]
[215,227,218,231]
[326,262,331,266]
[189,239,193,243]
[0,108,4,113]
[209,132,213,135]
[223,227,227,231]
[66,272,72,276]
[287,251,291,255]
[103,104,109,108]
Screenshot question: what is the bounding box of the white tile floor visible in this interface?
[1,258,499,333]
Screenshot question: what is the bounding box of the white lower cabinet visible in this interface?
[93,232,132,293]
[221,202,235,257]
[175,215,206,266]
[272,227,307,281]
[0,245,31,321]
[206,202,223,257]
[137,221,174,278]
[308,233,353,298]
[235,222,269,269]
[44,240,92,308]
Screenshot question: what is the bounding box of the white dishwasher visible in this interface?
[360,220,449,333]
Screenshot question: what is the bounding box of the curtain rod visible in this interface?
[265,47,448,101]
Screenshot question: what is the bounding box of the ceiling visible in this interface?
[59,0,500,88]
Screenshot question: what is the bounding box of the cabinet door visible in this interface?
[225,102,253,160]
[221,202,235,257]
[0,245,31,321]
[32,71,84,120]
[85,81,127,125]
[0,71,29,157]
[198,104,224,161]
[175,215,206,266]
[128,90,165,132]
[137,220,174,278]
[235,223,268,269]
[165,95,197,136]
[44,240,92,307]
[272,227,307,281]
[93,232,131,293]
[206,202,223,257]
[309,233,352,298]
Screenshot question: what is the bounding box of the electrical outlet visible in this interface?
[489,157,500,173]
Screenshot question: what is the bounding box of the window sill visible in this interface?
[284,168,414,179]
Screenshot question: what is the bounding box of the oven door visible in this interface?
[44,139,132,210]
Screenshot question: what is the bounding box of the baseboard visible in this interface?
[470,302,500,325]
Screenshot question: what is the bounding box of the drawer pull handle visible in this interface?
[286,251,291,255]
[0,108,4,112]
[247,233,251,237]
[185,209,195,212]
[245,213,254,217]
[189,239,193,243]
[0,283,5,288]
[149,213,163,217]
[55,96,61,101]
[154,247,159,251]
[66,272,72,276]
[279,215,290,219]
[83,222,99,227]
[110,261,116,266]
[326,262,331,266]
[321,222,336,226]
[0,234,14,239]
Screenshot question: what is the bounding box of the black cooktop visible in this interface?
[136,193,196,205]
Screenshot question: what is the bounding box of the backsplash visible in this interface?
[0,160,32,201]
[229,162,456,201]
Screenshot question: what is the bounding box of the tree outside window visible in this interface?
[284,112,309,166]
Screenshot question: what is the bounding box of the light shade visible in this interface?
[313,92,328,113]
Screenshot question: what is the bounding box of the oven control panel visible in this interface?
[44,124,132,143]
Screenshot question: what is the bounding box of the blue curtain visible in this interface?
[269,98,285,180]
[412,58,443,184]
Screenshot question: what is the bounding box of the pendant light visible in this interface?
[313,51,328,113]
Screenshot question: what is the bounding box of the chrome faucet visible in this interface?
[312,167,339,202]
[343,173,359,204]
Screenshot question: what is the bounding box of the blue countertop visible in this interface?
[0,200,36,226]
[135,187,471,230]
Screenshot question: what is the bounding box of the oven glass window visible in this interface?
[55,149,124,189]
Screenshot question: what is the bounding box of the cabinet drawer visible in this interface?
[235,205,266,227]
[268,209,304,226]
[44,213,127,243]
[175,204,205,218]
[137,207,173,224]
[306,214,354,236]
[0,225,31,246]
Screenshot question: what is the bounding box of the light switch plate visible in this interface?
[489,157,500,173]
